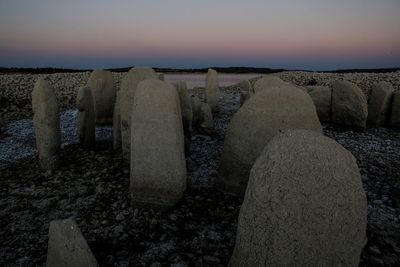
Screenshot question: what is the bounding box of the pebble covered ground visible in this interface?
[1,73,400,266]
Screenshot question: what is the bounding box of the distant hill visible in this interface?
[0,66,399,74]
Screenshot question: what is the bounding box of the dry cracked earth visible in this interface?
[0,73,400,266]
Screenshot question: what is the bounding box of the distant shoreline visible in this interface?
[0,66,399,75]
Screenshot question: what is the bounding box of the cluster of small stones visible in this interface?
[276,71,400,95]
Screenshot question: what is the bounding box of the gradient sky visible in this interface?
[1,0,399,70]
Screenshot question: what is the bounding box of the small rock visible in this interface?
[116,214,125,221]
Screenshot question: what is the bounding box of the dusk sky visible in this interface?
[0,0,399,70]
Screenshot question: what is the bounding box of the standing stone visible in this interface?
[76,86,95,148]
[367,82,394,127]
[191,95,202,128]
[230,130,367,267]
[389,91,400,128]
[254,76,292,94]
[219,85,322,195]
[239,80,252,106]
[174,81,193,155]
[113,91,122,150]
[200,102,214,134]
[306,86,332,122]
[32,78,60,170]
[46,219,98,267]
[158,73,165,80]
[331,80,368,128]
[120,67,157,161]
[130,79,186,208]
[205,69,220,112]
[87,69,116,125]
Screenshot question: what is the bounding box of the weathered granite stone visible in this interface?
[219,85,322,195]
[367,82,394,127]
[87,69,116,124]
[331,80,368,128]
[205,69,220,112]
[76,86,95,147]
[120,67,157,161]
[230,130,367,267]
[32,78,60,170]
[130,79,186,208]
[46,219,98,267]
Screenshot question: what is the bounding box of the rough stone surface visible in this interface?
[113,91,121,150]
[46,219,98,267]
[87,69,115,125]
[389,91,400,128]
[200,102,214,134]
[205,69,220,112]
[120,67,157,161]
[368,82,394,127]
[238,80,252,106]
[253,75,292,94]
[332,80,368,128]
[76,86,95,148]
[174,81,193,155]
[306,85,332,122]
[190,95,202,128]
[32,78,60,170]
[130,79,186,208]
[219,85,322,195]
[230,130,367,267]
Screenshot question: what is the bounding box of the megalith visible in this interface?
[120,67,157,161]
[367,82,394,127]
[174,81,193,154]
[230,130,367,267]
[32,78,60,170]
[331,80,368,128]
[253,75,291,94]
[389,91,400,128]
[191,95,202,128]
[87,69,116,125]
[130,79,186,208]
[306,86,332,122]
[46,219,98,267]
[113,91,122,150]
[200,102,214,134]
[205,69,220,112]
[219,85,322,195]
[76,86,95,148]
[238,80,252,106]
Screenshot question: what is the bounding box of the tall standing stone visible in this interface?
[205,69,220,112]
[200,102,214,134]
[87,69,116,125]
[331,80,368,128]
[76,86,95,148]
[239,80,252,106]
[219,85,322,195]
[389,91,400,128]
[191,95,202,128]
[367,82,394,127]
[230,130,367,266]
[254,76,292,94]
[32,78,60,170]
[174,81,193,154]
[46,219,98,267]
[113,91,122,150]
[130,79,186,208]
[120,67,157,161]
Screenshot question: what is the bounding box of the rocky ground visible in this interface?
[1,73,400,266]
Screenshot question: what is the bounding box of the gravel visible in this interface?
[1,74,400,266]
